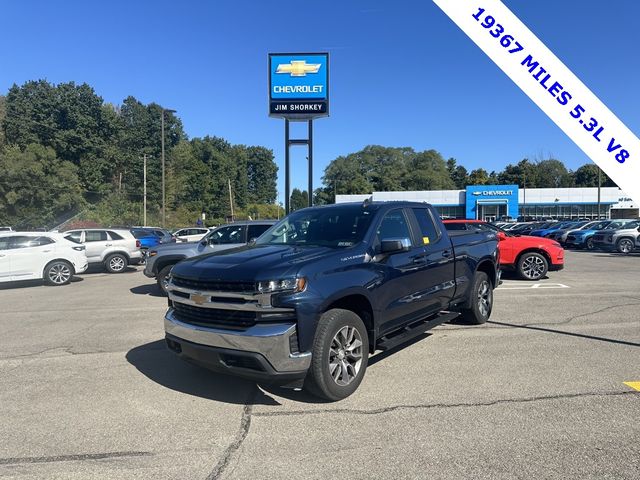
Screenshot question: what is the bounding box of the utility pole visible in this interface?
[228,178,234,221]
[143,154,147,227]
[161,108,177,227]
[597,166,601,219]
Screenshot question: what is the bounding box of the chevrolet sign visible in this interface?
[473,190,514,196]
[269,53,329,119]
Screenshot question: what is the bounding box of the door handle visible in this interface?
[0,254,5,257]
[411,254,427,264]
[42,250,52,253]
[105,243,113,247]
[442,250,451,258]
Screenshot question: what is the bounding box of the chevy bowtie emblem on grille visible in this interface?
[190,293,208,305]
[276,60,321,77]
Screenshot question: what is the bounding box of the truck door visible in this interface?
[410,207,456,312]
[372,208,436,335]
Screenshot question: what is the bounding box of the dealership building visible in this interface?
[335,185,639,221]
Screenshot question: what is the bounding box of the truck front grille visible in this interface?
[173,302,257,330]
[171,276,255,294]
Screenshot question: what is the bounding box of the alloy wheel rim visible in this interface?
[522,256,545,279]
[329,326,363,386]
[477,280,492,317]
[110,256,125,271]
[49,263,71,284]
[620,240,632,253]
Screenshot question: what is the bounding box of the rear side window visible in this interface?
[31,236,55,246]
[65,231,82,243]
[443,223,468,231]
[247,224,271,240]
[412,208,441,246]
[108,231,124,240]
[85,231,108,242]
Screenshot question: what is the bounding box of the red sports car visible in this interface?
[443,220,564,280]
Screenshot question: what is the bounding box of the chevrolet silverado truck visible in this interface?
[163,202,499,401]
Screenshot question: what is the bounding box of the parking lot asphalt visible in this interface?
[0,251,639,479]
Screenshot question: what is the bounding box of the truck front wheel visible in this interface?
[460,271,493,325]
[305,309,369,401]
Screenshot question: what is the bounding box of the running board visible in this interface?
[376,311,460,352]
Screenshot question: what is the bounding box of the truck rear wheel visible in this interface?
[460,271,493,325]
[305,308,369,401]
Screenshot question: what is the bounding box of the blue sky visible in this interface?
[1,0,639,198]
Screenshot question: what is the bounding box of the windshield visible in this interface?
[256,205,376,248]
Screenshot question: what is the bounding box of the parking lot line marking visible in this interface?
[498,283,570,290]
[623,381,640,391]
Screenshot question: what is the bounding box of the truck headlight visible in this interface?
[257,278,306,293]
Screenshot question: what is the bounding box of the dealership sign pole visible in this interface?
[269,53,329,213]
[433,0,640,205]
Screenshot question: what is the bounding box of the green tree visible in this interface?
[0,94,6,147]
[573,164,616,187]
[246,146,278,203]
[290,188,309,211]
[497,159,536,187]
[534,159,574,187]
[0,144,83,227]
[468,168,490,185]
[403,150,455,190]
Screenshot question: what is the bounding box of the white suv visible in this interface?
[172,227,210,242]
[62,228,143,273]
[0,232,88,286]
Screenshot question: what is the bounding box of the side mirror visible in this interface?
[248,237,257,244]
[497,231,507,241]
[380,238,411,254]
[200,240,207,246]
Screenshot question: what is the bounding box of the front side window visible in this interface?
[376,210,412,245]
[0,236,14,250]
[85,231,108,242]
[208,225,246,245]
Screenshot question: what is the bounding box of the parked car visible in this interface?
[444,220,564,280]
[163,202,499,400]
[508,221,551,235]
[565,220,635,250]
[130,228,161,250]
[141,227,175,244]
[172,227,210,243]
[546,220,597,245]
[0,226,13,232]
[592,220,640,254]
[0,232,88,286]
[144,220,276,293]
[62,228,143,273]
[529,221,577,238]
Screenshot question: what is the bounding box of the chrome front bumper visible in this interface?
[164,309,311,373]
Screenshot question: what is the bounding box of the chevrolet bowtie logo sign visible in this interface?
[190,293,208,305]
[276,60,321,77]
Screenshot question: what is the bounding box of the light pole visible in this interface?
[161,108,177,227]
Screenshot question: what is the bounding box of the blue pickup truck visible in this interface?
[164,202,499,400]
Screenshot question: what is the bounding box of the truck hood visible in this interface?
[170,244,349,282]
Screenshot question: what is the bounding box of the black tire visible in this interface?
[43,260,74,286]
[516,252,548,280]
[304,308,369,401]
[616,238,634,255]
[585,237,595,250]
[105,253,128,273]
[460,271,493,325]
[156,264,174,295]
